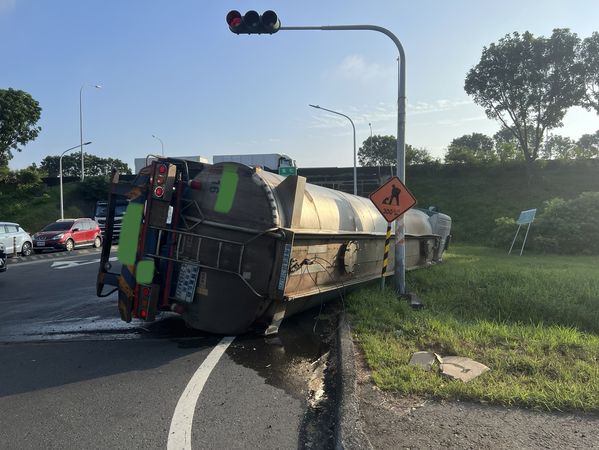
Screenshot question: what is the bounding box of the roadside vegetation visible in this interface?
[0,177,97,233]
[348,245,599,411]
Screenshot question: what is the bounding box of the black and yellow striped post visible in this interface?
[381,223,392,290]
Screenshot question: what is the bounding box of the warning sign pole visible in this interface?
[380,223,392,290]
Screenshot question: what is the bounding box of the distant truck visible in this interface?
[213,153,296,173]
[94,200,129,241]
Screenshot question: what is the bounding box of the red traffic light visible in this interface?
[226,10,242,29]
[225,10,280,35]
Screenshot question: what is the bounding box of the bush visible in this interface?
[490,192,599,254]
[534,192,599,254]
[490,216,519,248]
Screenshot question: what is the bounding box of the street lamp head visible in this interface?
[94,85,102,89]
[83,141,92,146]
[308,104,320,109]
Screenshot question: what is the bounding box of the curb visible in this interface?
[335,312,373,450]
[6,245,117,265]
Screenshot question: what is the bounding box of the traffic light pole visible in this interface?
[280,24,407,295]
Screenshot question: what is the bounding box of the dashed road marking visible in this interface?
[51,256,117,269]
[167,336,236,450]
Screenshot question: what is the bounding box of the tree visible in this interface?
[465,29,584,175]
[541,134,578,159]
[407,146,434,165]
[493,128,524,162]
[0,88,42,166]
[576,130,599,158]
[358,135,434,166]
[444,132,497,164]
[580,32,599,114]
[40,152,131,177]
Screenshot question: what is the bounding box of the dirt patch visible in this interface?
[354,345,599,449]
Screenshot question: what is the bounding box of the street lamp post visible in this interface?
[80,84,102,181]
[152,134,165,156]
[60,142,92,220]
[369,122,373,138]
[309,104,357,196]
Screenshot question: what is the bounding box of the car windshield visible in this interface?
[41,221,74,232]
[95,204,128,217]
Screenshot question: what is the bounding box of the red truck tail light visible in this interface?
[137,284,158,321]
[151,162,176,201]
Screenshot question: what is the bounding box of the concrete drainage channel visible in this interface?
[6,245,118,265]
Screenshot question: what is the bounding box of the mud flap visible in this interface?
[264,301,287,336]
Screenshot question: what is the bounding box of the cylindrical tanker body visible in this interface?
[171,162,448,334]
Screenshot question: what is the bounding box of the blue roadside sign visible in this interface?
[517,209,537,225]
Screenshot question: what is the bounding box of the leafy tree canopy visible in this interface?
[465,29,584,167]
[445,132,497,164]
[580,32,599,114]
[540,130,598,160]
[541,134,578,159]
[493,128,525,162]
[0,88,42,166]
[576,130,599,158]
[40,152,131,177]
[358,135,434,166]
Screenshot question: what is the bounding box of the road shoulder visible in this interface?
[350,325,599,449]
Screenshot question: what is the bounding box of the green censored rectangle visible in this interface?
[118,202,144,265]
[135,258,155,285]
[214,164,239,214]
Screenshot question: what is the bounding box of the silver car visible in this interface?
[0,222,33,257]
[0,243,6,272]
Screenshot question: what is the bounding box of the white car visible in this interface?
[0,222,33,257]
[0,243,6,272]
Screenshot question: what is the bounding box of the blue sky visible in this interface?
[1,0,598,170]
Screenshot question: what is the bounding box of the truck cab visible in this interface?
[95,200,128,241]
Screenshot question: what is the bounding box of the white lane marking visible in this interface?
[51,256,117,269]
[167,336,236,450]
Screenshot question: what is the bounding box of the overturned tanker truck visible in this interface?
[97,158,451,334]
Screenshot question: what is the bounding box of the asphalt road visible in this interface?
[0,250,334,449]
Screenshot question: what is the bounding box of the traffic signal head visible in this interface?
[226,10,280,34]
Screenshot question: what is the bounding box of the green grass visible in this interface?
[348,245,599,411]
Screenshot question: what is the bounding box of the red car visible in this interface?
[33,218,102,253]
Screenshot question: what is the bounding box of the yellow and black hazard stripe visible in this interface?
[381,224,392,278]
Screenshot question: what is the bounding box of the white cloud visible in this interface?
[408,99,473,115]
[327,54,394,82]
[306,98,475,132]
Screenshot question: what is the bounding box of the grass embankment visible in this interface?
[408,160,599,243]
[0,182,93,233]
[348,245,599,411]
